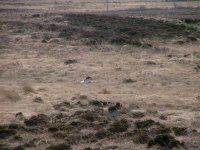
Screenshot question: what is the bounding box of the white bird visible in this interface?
[80,76,92,84]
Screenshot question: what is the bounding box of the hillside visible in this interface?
[0,0,200,150]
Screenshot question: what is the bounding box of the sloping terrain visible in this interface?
[0,1,200,150]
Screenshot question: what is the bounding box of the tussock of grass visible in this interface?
[22,84,36,94]
[123,79,137,83]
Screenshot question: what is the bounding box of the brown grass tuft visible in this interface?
[123,79,137,84]
[22,84,36,94]
[79,95,88,100]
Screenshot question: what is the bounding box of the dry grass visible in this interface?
[0,0,200,13]
[22,84,36,94]
[99,89,111,94]
[0,88,20,102]
[0,1,200,149]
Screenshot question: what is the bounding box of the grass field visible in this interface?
[0,0,200,150]
[0,0,200,13]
